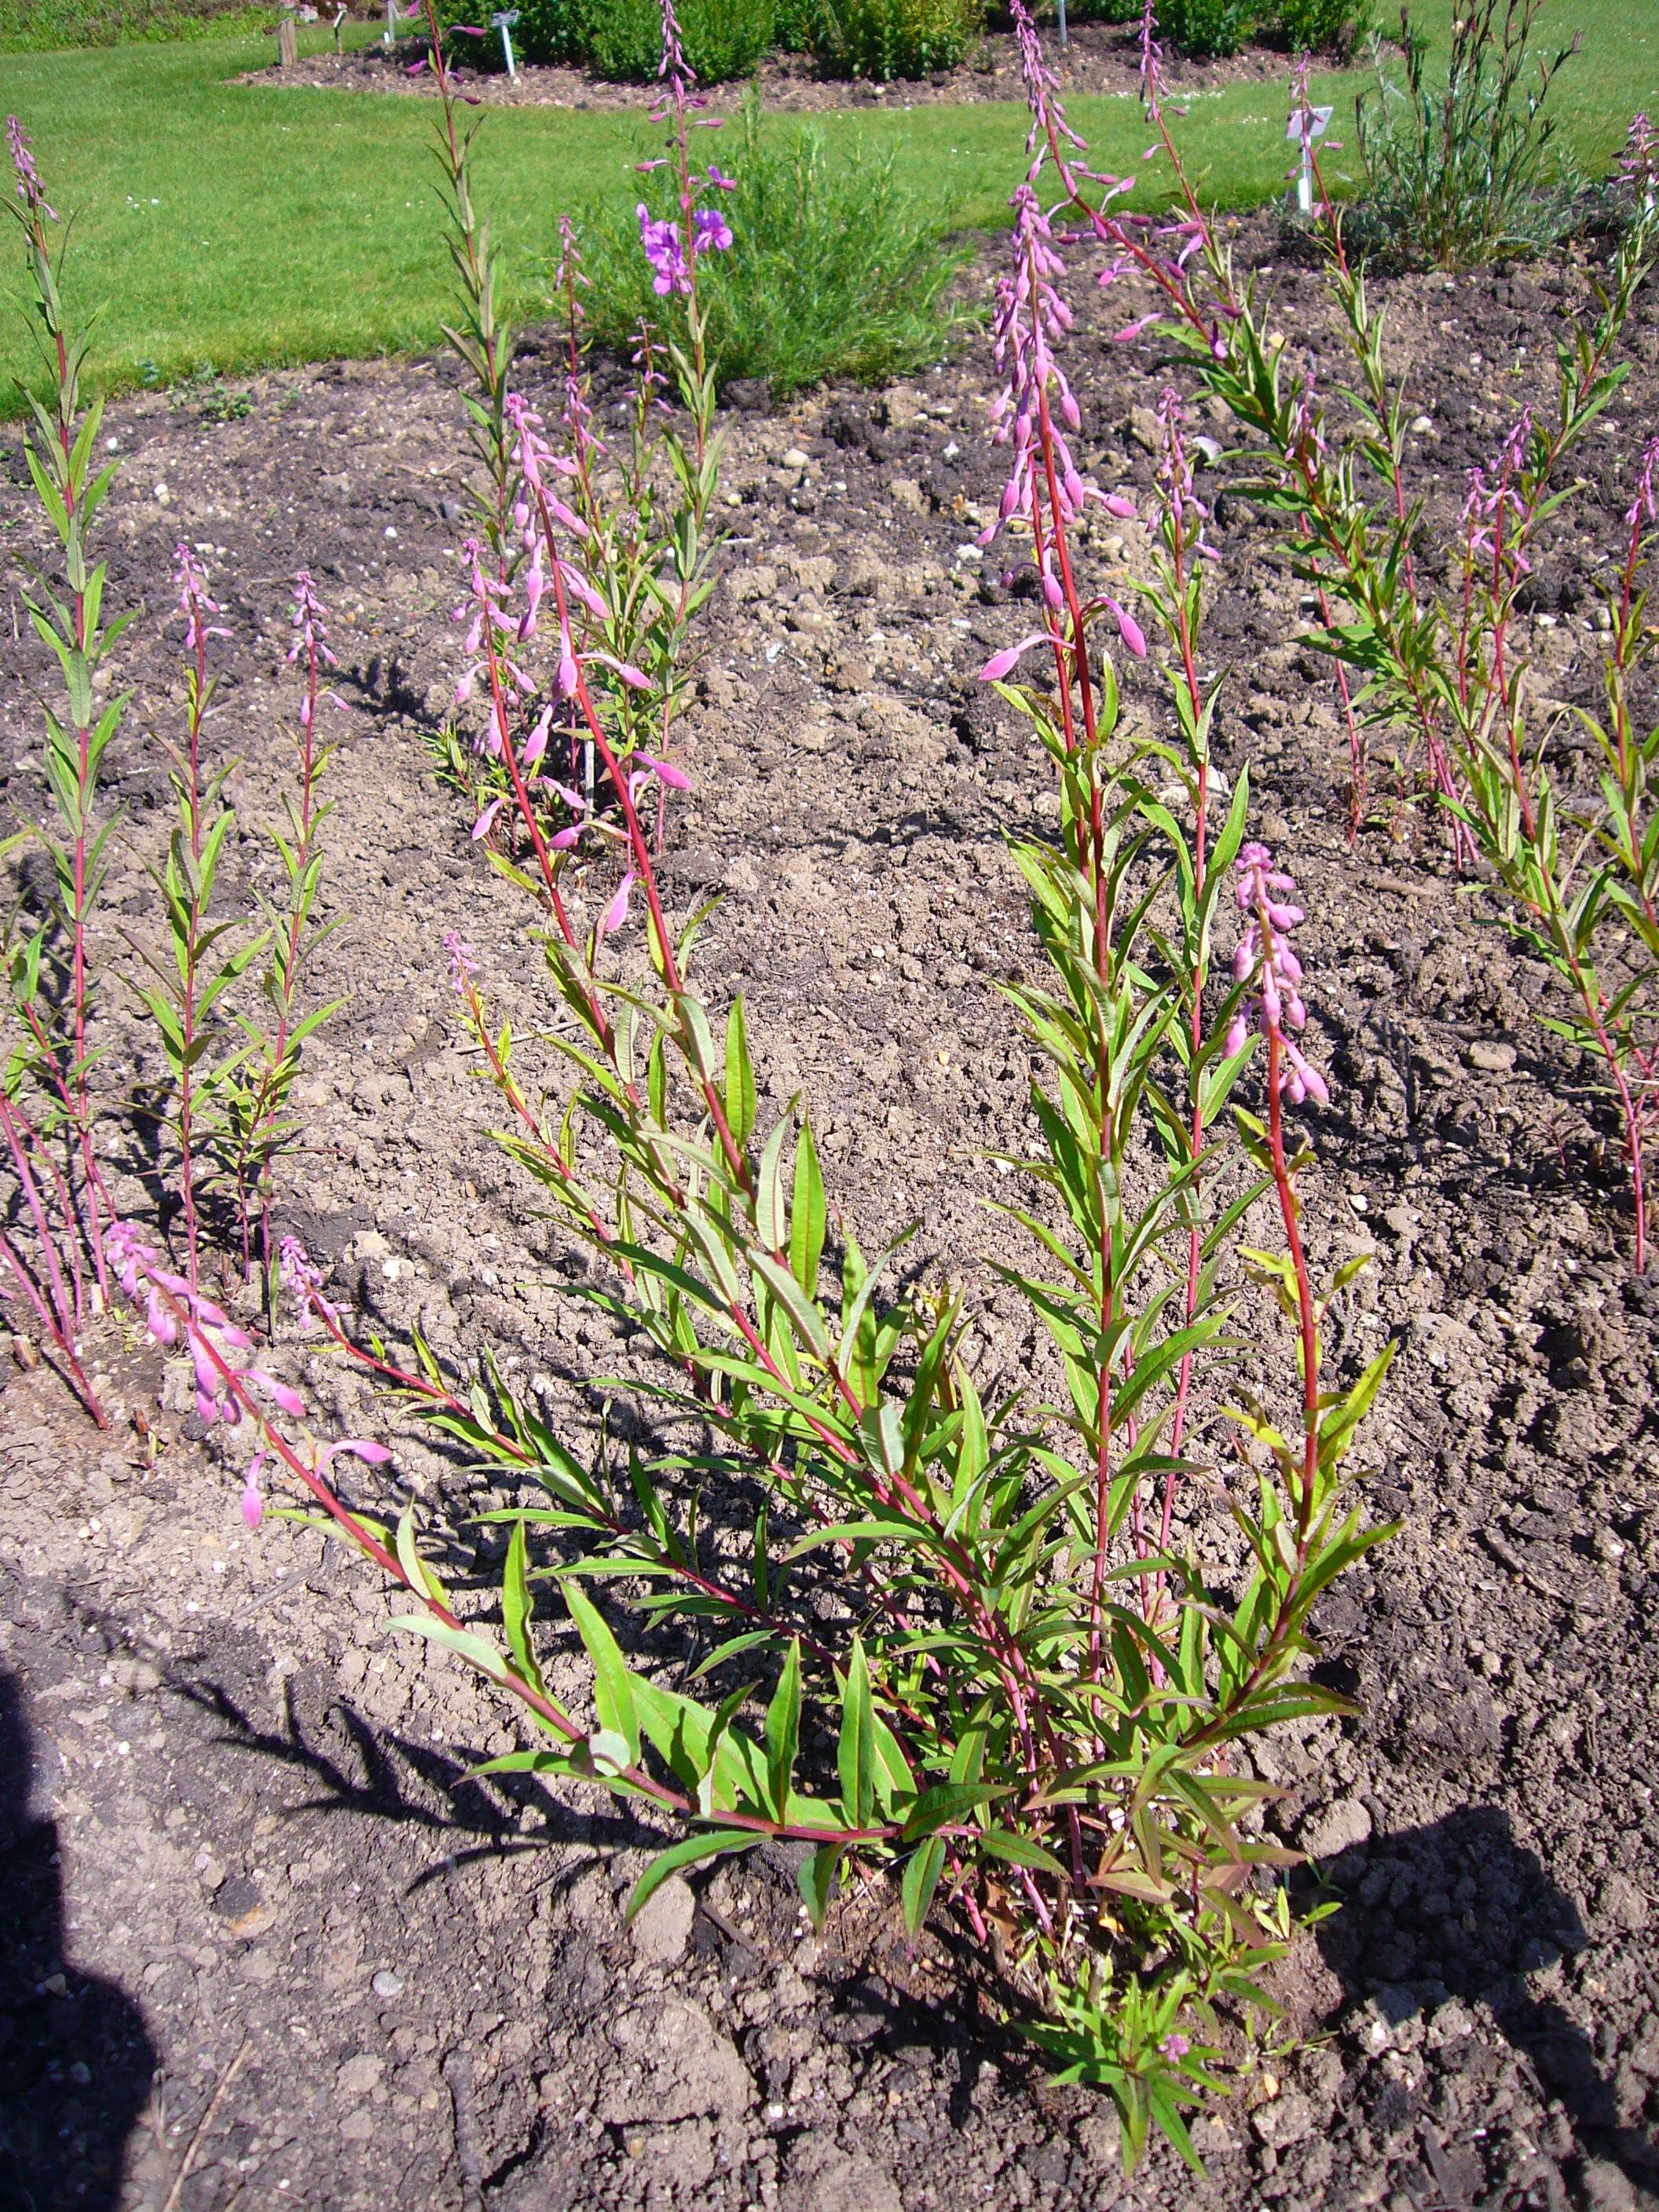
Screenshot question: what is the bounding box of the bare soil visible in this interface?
[251,20,1301,112]
[1,214,1657,2212]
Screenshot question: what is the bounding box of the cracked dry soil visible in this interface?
[0,216,1657,2212]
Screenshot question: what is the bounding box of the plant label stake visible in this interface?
[492,8,520,76]
[384,0,395,46]
[1286,103,1333,218]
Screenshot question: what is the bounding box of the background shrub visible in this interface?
[1157,0,1247,58]
[580,97,976,394]
[433,0,586,67]
[583,0,773,79]
[806,0,980,81]
[1352,0,1580,267]
[1271,0,1370,54]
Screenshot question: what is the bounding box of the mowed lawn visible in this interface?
[0,0,1646,403]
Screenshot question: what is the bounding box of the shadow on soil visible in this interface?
[1311,1804,1658,2202]
[0,1669,156,2212]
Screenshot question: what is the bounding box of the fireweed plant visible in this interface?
[123,548,267,1289]
[2,128,340,1379]
[1009,4,1659,1266]
[83,2,1403,2170]
[0,117,129,1416]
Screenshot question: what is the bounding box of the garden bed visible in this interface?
[249,18,1301,108]
[1,212,1657,2212]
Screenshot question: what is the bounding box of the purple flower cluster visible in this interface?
[979,5,1137,573]
[1624,434,1659,534]
[445,929,481,998]
[1462,409,1533,578]
[174,544,230,654]
[287,569,350,730]
[1156,388,1218,565]
[636,200,732,298]
[280,1233,342,1337]
[107,1221,306,1432]
[1618,112,1657,207]
[1224,844,1329,1107]
[5,115,55,225]
[980,182,1086,560]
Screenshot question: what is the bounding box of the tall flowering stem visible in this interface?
[420,0,518,576]
[1024,8,1659,1268]
[225,570,345,1300]
[125,551,265,1290]
[2,118,129,1308]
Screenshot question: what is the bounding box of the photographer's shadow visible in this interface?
[1313,1803,1656,2196]
[0,1671,156,2212]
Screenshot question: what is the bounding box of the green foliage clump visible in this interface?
[805,0,980,81]
[1157,0,1247,57]
[1352,0,1580,268]
[1271,0,1369,53]
[0,0,272,51]
[584,0,774,81]
[431,0,585,68]
[580,98,976,397]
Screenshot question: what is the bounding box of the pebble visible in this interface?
[780,447,811,470]
[372,1969,405,1998]
[1597,1873,1650,1934]
[629,1872,694,1965]
[1465,1039,1517,1073]
[1302,1795,1372,1861]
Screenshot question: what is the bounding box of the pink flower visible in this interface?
[471,796,505,841]
[980,633,1053,683]
[692,206,733,255]
[598,872,633,940]
[1103,597,1147,658]
[634,750,690,791]
[638,204,689,296]
[241,1455,265,1531]
[280,1236,340,1335]
[1100,493,1137,520]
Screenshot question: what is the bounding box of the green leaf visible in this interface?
[502,1517,545,1697]
[724,992,757,1148]
[765,1636,802,1823]
[901,1837,947,1938]
[797,1840,845,1932]
[977,1827,1068,1878]
[837,1635,875,1830]
[789,1116,826,1297]
[389,1613,508,1684]
[562,1580,640,1767]
[625,1829,762,1920]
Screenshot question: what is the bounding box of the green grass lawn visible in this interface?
[0,0,1643,407]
